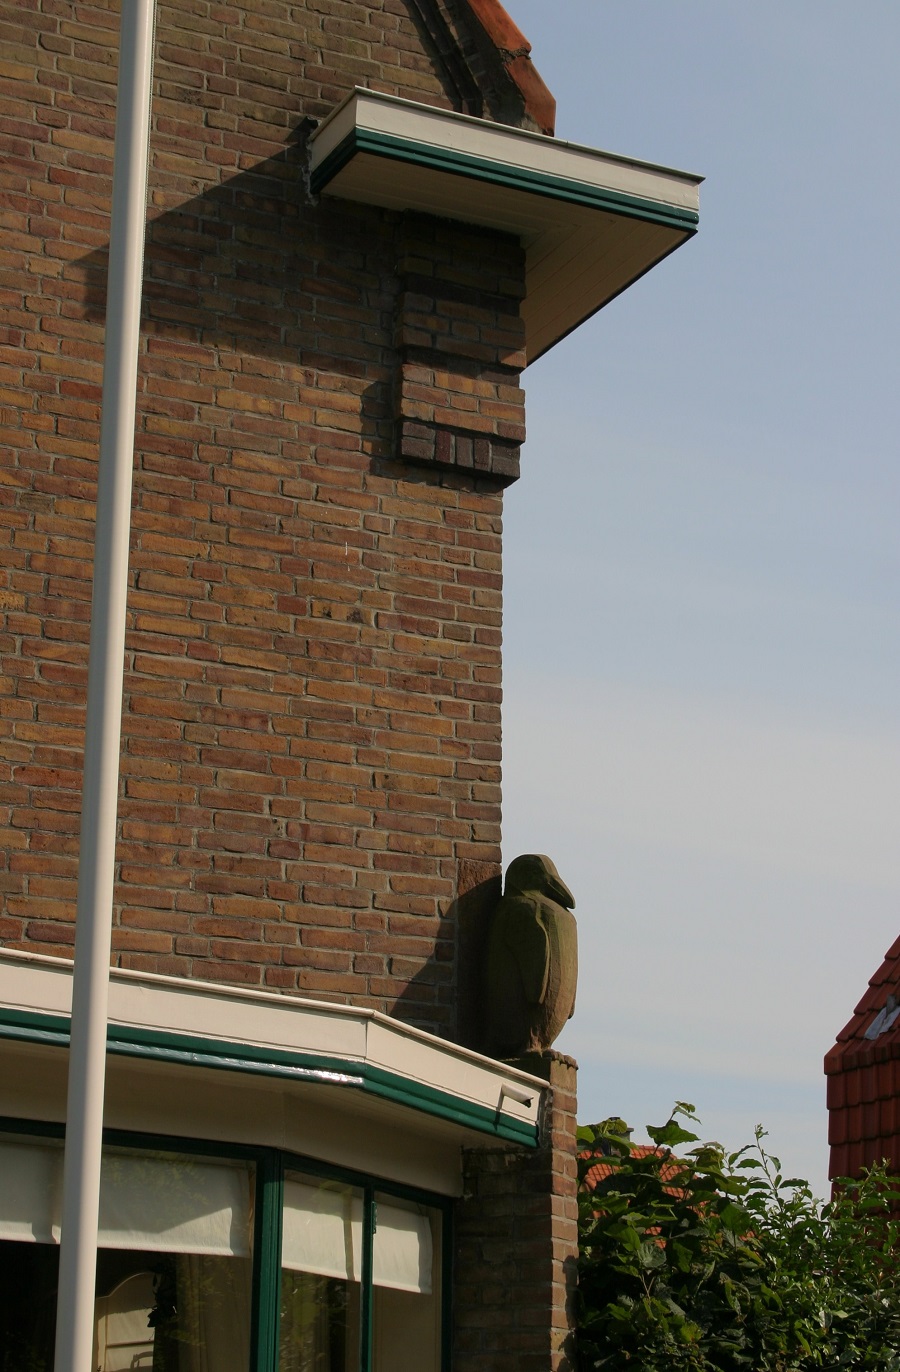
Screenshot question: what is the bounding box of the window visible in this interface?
[279,1174,441,1372]
[371,1190,441,1372]
[0,1133,254,1371]
[280,1174,362,1371]
[0,1127,449,1372]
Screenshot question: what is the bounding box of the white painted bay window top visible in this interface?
[0,949,543,1147]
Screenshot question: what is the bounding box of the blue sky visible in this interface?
[499,2,900,1194]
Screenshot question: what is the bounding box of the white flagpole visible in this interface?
[53,2,156,1368]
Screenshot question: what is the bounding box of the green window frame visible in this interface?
[0,1115,453,1372]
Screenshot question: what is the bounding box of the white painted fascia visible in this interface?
[0,949,544,1136]
[310,87,702,215]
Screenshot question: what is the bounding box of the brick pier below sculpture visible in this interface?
[454,1052,578,1371]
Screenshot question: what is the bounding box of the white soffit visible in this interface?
[309,88,702,363]
[0,950,543,1148]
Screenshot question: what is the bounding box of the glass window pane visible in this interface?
[107,1249,253,1372]
[0,1238,58,1370]
[280,1172,362,1372]
[0,1135,253,1372]
[372,1196,440,1372]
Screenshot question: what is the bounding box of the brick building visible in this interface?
[0,1,700,1367]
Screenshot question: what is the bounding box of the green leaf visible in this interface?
[718,1202,749,1233]
[638,1240,667,1270]
[618,1224,643,1254]
[647,1120,700,1148]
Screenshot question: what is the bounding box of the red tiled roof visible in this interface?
[582,1143,687,1195]
[462,0,556,135]
[825,934,900,1180]
[827,933,900,1062]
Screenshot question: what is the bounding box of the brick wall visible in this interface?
[454,1052,579,1371]
[1,2,582,1360]
[0,0,532,1037]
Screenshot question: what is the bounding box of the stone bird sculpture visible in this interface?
[482,853,578,1059]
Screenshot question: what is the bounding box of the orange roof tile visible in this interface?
[827,934,900,1070]
[582,1142,687,1195]
[826,934,900,1180]
[462,0,556,135]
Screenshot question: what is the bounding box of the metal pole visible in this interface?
[53,3,156,1368]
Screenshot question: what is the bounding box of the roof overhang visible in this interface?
[0,951,544,1188]
[309,89,702,363]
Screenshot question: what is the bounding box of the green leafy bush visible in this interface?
[577,1104,900,1371]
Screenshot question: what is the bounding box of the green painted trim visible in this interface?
[0,1114,65,1141]
[103,1130,262,1168]
[312,129,699,234]
[0,1007,539,1148]
[0,1007,69,1048]
[0,1115,268,1171]
[285,1155,454,1215]
[251,1150,283,1372]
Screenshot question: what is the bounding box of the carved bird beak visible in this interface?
[546,872,575,909]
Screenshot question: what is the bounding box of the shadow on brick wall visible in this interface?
[73,136,515,501]
[453,864,502,1049]
[73,129,396,461]
[390,860,501,1043]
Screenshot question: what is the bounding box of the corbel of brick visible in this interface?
[461,0,557,136]
[397,420,521,486]
[393,236,527,487]
[395,355,525,487]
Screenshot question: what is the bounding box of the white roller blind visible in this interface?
[98,1151,251,1257]
[373,1198,433,1295]
[0,1138,250,1256]
[0,1137,61,1244]
[281,1180,360,1282]
[281,1180,432,1294]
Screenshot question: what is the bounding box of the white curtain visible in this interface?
[0,1138,251,1256]
[170,1254,252,1372]
[281,1180,432,1294]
